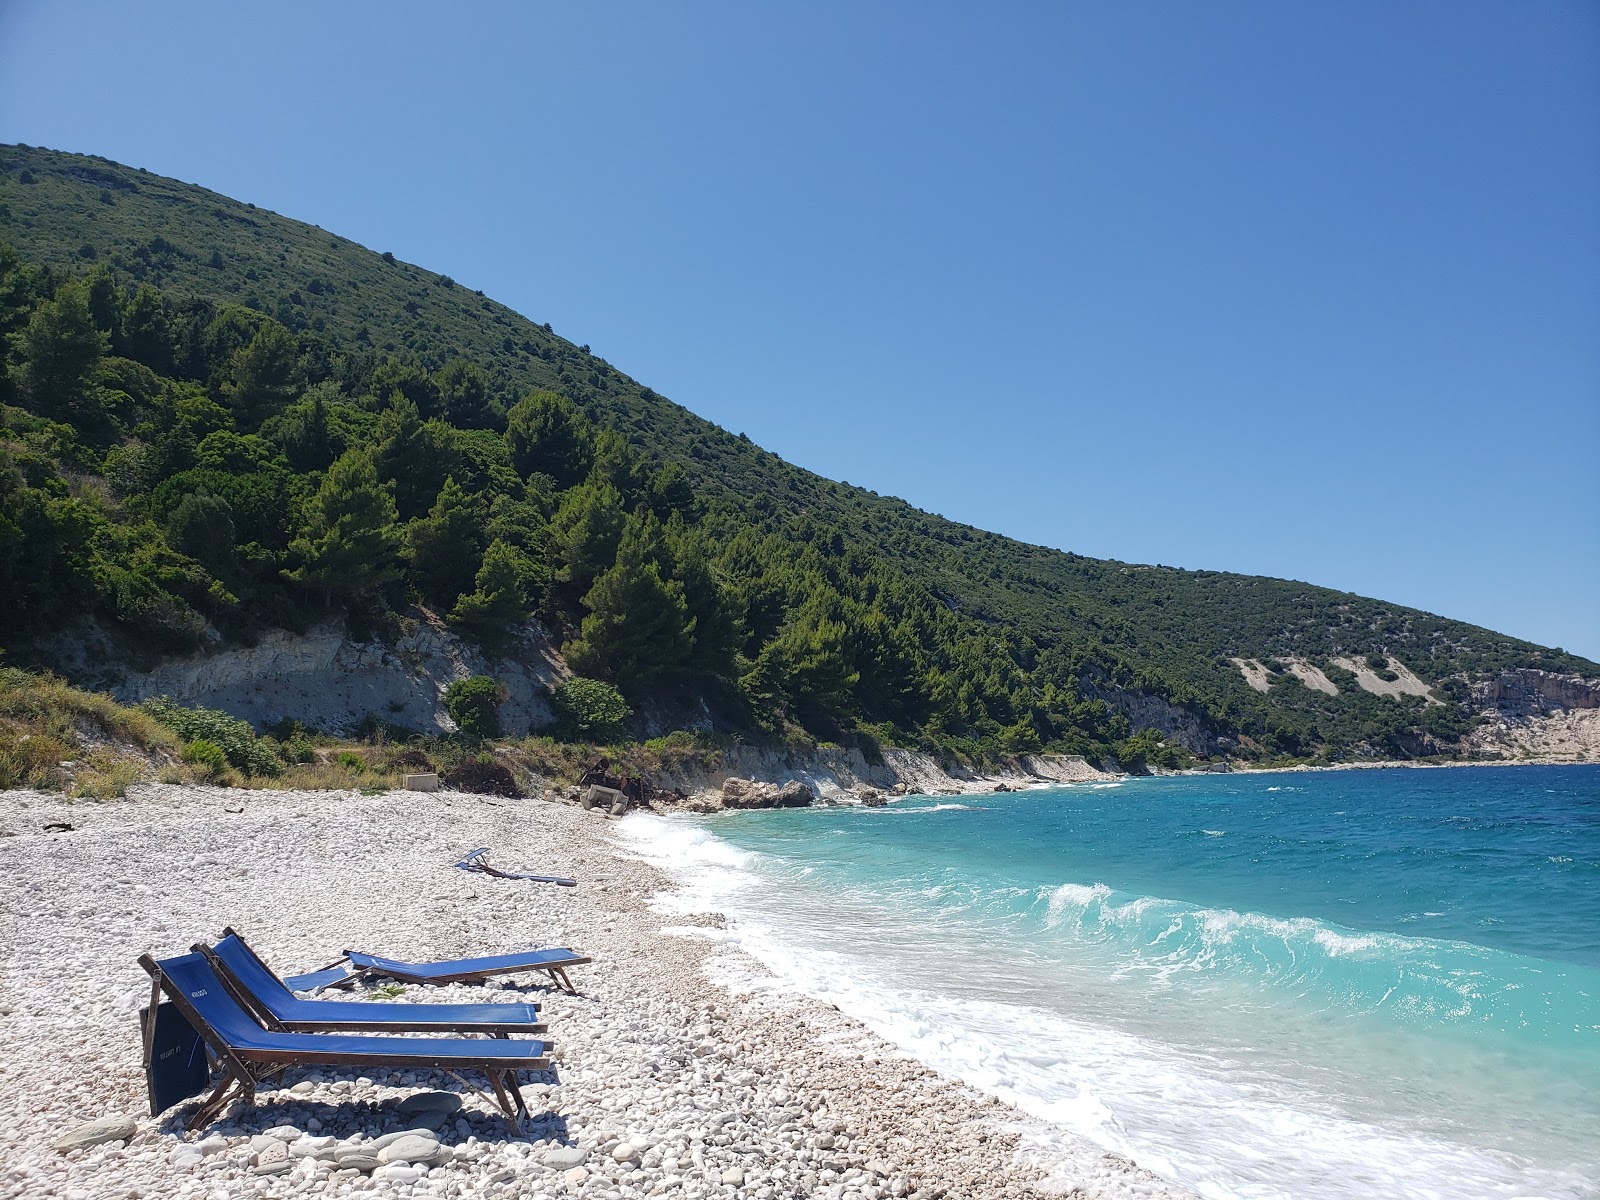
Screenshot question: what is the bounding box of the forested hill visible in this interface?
[0,144,1591,765]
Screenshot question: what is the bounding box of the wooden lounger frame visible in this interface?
[139,954,548,1131]
[196,936,550,1038]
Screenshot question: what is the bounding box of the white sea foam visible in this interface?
[881,802,975,814]
[1202,829,1226,837]
[613,813,1596,1200]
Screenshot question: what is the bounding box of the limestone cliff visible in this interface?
[105,613,565,736]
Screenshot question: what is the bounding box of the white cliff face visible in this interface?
[109,616,564,736]
[1467,669,1600,762]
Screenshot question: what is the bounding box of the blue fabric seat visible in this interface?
[203,931,545,1036]
[139,950,549,1130]
[283,943,590,995]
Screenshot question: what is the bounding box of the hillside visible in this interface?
[1,144,1593,766]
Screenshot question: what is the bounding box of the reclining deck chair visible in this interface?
[456,847,577,886]
[140,951,549,1131]
[200,931,547,1037]
[282,941,591,997]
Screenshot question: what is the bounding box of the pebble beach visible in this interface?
[0,784,1193,1200]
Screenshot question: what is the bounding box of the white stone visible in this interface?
[53,1115,136,1153]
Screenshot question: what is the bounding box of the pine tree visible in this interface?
[405,475,485,606]
[164,491,236,580]
[119,284,172,373]
[565,515,694,688]
[506,389,591,486]
[222,319,298,431]
[433,358,493,429]
[282,448,401,601]
[549,480,624,592]
[448,538,536,647]
[14,280,107,431]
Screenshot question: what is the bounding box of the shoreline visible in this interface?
[0,783,1193,1200]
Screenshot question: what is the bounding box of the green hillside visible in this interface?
[1,144,1590,765]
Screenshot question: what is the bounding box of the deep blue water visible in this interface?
[622,765,1600,1200]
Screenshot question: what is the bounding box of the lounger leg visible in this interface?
[187,1070,249,1131]
[549,966,577,994]
[503,1072,529,1122]
[485,1069,515,1118]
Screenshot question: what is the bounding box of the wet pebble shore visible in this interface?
[0,784,1191,1200]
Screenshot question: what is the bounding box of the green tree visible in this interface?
[164,491,237,581]
[13,280,108,432]
[260,381,339,473]
[222,319,298,430]
[282,447,401,601]
[506,389,591,486]
[564,512,694,688]
[664,518,739,679]
[405,476,485,606]
[448,538,540,647]
[549,480,624,592]
[434,358,493,428]
[119,284,172,372]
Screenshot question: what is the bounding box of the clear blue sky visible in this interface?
[3,2,1596,658]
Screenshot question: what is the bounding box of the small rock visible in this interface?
[289,1081,315,1095]
[566,1166,590,1186]
[395,1090,462,1118]
[252,1141,292,1176]
[377,1133,443,1165]
[336,1153,381,1173]
[544,1146,589,1169]
[613,1143,641,1163]
[261,1124,302,1141]
[722,1167,746,1185]
[380,1164,425,1184]
[370,1127,439,1153]
[53,1115,136,1153]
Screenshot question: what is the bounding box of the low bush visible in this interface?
[182,738,229,779]
[141,697,281,776]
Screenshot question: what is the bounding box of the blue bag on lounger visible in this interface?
[141,1000,210,1117]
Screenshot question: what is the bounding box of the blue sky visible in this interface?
[2,2,1596,658]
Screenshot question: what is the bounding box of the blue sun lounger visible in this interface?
[139,950,549,1131]
[282,943,592,996]
[456,847,577,886]
[200,931,546,1037]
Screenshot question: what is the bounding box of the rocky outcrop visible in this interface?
[649,746,1120,809]
[1079,677,1218,755]
[1466,669,1600,762]
[105,613,564,736]
[719,778,814,809]
[1473,669,1600,718]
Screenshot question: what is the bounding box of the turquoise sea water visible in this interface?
[620,765,1600,1200]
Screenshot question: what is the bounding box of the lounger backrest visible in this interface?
[209,934,295,1014]
[149,952,279,1052]
[346,950,436,979]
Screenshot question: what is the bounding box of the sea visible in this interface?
[616,765,1600,1200]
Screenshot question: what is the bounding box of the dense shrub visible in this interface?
[551,676,632,742]
[443,675,504,739]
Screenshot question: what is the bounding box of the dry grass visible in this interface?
[0,668,182,791]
